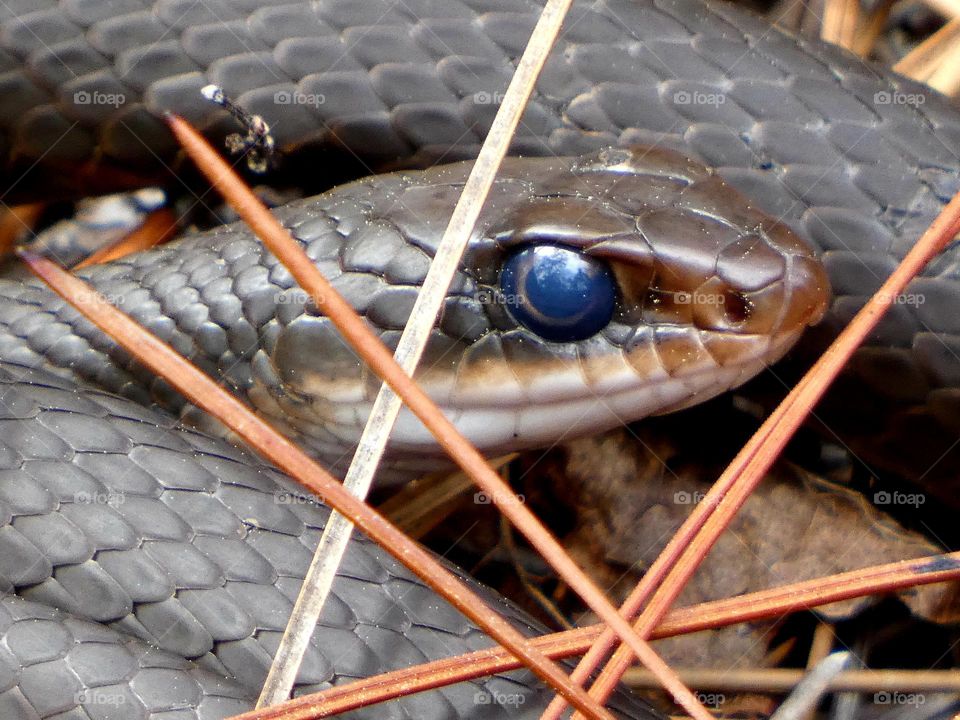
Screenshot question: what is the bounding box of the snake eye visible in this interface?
[499,244,617,342]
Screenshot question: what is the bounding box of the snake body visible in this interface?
[0,0,957,718]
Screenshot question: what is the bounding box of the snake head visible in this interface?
[268,147,829,471]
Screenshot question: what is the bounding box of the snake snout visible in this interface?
[636,213,830,338]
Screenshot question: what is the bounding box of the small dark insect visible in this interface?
[201,84,277,173]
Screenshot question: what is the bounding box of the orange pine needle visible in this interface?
[74,208,179,268]
[225,551,960,719]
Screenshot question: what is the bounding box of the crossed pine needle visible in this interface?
[18,112,960,720]
[17,4,960,714]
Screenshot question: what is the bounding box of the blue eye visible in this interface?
[499,245,617,342]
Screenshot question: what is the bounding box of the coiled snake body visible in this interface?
[0,0,956,718]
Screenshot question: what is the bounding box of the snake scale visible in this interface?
[0,0,956,718]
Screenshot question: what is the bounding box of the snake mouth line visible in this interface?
[293,328,800,458]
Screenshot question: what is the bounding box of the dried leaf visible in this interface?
[533,426,960,667]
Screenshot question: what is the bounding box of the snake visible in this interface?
[0,0,955,718]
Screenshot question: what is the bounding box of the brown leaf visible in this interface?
[541,426,960,667]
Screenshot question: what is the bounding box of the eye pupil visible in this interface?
[499,245,616,342]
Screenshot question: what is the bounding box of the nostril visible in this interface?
[723,291,752,325]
